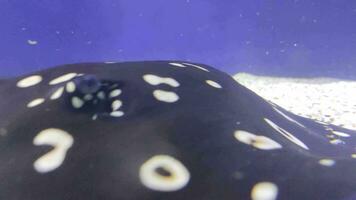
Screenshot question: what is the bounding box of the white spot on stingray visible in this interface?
[97,91,106,100]
[17,75,42,88]
[264,118,309,150]
[83,94,93,101]
[319,159,335,167]
[109,89,122,98]
[143,74,180,87]
[110,111,124,117]
[331,131,350,137]
[140,155,190,192]
[27,98,45,108]
[182,62,210,72]
[351,154,356,159]
[92,114,98,120]
[169,62,186,68]
[234,130,282,150]
[111,100,122,111]
[49,73,77,85]
[50,87,64,100]
[71,97,84,109]
[27,40,38,45]
[272,107,305,128]
[153,90,179,103]
[33,128,73,173]
[65,81,76,93]
[329,139,344,145]
[109,83,119,89]
[251,182,278,200]
[206,80,222,89]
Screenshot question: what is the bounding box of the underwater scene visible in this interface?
[0,1,355,200]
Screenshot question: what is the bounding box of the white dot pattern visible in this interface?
[71,97,84,109]
[331,131,350,137]
[140,155,190,192]
[169,62,186,68]
[27,98,45,108]
[33,128,74,173]
[264,118,309,150]
[206,80,222,89]
[49,73,77,85]
[234,130,282,150]
[319,159,336,167]
[50,87,64,100]
[111,100,122,111]
[183,62,210,72]
[153,90,179,103]
[109,89,122,98]
[65,82,76,93]
[272,107,305,128]
[110,111,124,117]
[143,74,180,87]
[17,75,42,88]
[251,182,278,200]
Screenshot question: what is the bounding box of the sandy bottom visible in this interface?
[233,73,356,131]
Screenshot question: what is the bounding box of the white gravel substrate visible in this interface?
[233,73,356,131]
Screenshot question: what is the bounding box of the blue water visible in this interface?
[1,0,355,79]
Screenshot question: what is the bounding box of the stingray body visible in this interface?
[0,61,355,200]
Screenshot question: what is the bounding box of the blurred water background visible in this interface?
[0,0,355,79]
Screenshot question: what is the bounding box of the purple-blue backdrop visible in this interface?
[0,0,355,79]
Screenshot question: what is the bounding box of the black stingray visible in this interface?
[0,61,355,200]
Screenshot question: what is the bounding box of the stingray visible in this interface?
[0,61,355,200]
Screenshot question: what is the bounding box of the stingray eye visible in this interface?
[139,155,190,192]
[75,75,101,94]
